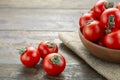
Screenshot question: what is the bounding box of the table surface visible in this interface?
[0,0,118,80]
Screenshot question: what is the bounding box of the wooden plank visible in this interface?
[0,64,106,80]
[0,0,97,9]
[0,9,88,31]
[0,0,118,9]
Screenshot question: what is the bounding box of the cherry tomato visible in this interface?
[83,20,105,42]
[38,41,58,59]
[116,2,120,10]
[79,13,94,29]
[19,46,41,67]
[93,0,114,20]
[43,53,66,76]
[103,30,120,49]
[100,8,120,29]
[88,10,96,20]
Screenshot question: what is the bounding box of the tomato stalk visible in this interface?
[104,1,114,9]
[47,42,56,51]
[17,48,26,55]
[105,15,115,34]
[108,15,115,28]
[51,55,61,65]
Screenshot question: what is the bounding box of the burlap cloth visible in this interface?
[58,32,120,80]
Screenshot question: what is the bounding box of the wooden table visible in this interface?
[0,0,118,80]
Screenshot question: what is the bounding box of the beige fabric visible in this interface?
[58,32,120,80]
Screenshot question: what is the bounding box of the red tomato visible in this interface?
[79,13,94,29]
[88,10,96,20]
[100,8,120,29]
[83,20,105,42]
[116,2,120,10]
[38,41,58,59]
[43,53,66,76]
[93,0,114,20]
[19,46,41,67]
[103,30,120,49]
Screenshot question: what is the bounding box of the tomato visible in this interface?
[79,13,94,29]
[116,2,120,10]
[43,53,66,76]
[38,41,58,59]
[88,10,96,20]
[83,20,105,42]
[100,8,120,30]
[19,46,41,67]
[103,30,120,49]
[93,0,114,20]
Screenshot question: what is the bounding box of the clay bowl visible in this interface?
[79,29,120,63]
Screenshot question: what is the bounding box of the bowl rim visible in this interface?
[79,29,120,52]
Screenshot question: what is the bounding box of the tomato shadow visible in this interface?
[42,73,65,80]
[59,43,85,64]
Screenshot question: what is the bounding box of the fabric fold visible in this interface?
[58,32,120,80]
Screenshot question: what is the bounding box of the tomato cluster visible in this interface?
[18,41,66,76]
[79,0,120,49]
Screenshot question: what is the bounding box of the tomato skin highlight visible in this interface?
[38,41,58,59]
[103,30,120,49]
[100,8,120,28]
[83,20,105,42]
[20,46,41,67]
[43,53,66,76]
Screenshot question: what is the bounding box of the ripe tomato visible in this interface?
[93,0,114,20]
[100,8,120,29]
[88,10,96,20]
[43,53,66,76]
[116,2,120,10]
[83,20,105,42]
[38,41,58,59]
[79,13,94,29]
[19,46,41,67]
[103,30,120,49]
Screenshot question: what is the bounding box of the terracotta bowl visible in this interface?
[79,29,120,63]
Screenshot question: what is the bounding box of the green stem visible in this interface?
[47,42,56,51]
[17,48,26,55]
[104,1,114,9]
[105,28,111,34]
[108,15,115,28]
[51,55,61,65]
[105,15,115,34]
[83,19,93,27]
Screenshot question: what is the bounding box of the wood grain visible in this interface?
[0,64,106,80]
[0,0,97,9]
[0,0,118,9]
[0,9,88,31]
